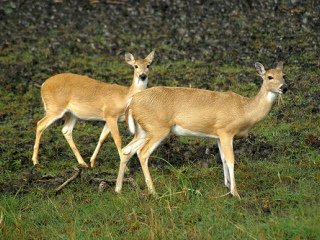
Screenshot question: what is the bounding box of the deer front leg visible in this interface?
[106,117,123,161]
[217,139,230,188]
[90,123,110,168]
[219,135,240,199]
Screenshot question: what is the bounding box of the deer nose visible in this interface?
[280,84,288,94]
[139,74,147,81]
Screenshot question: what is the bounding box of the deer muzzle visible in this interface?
[280,84,288,94]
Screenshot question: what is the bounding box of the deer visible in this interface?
[32,50,155,168]
[114,62,288,199]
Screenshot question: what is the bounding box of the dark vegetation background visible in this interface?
[0,0,319,239]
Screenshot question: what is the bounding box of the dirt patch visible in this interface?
[305,134,320,150]
[0,167,122,196]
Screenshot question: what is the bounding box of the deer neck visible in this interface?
[128,76,148,97]
[245,84,278,124]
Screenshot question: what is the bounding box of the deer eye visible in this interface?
[134,65,138,69]
[147,65,150,68]
[283,75,286,79]
[268,76,274,80]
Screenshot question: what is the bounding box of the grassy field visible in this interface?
[1,1,320,239]
[1,59,319,239]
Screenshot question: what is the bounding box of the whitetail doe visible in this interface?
[115,62,288,199]
[32,51,155,168]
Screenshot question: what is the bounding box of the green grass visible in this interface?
[1,160,319,239]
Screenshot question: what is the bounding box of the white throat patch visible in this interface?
[138,78,148,88]
[267,92,278,102]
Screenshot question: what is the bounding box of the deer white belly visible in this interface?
[67,104,104,121]
[172,124,218,138]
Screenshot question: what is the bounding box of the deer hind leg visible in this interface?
[217,139,230,188]
[122,123,146,156]
[219,135,240,199]
[32,112,64,166]
[115,128,146,193]
[137,129,170,195]
[62,113,88,167]
[90,123,110,168]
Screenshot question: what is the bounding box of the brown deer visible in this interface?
[32,51,155,168]
[115,62,288,199]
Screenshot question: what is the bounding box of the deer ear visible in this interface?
[255,62,266,76]
[145,50,155,64]
[276,61,284,70]
[125,52,135,66]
